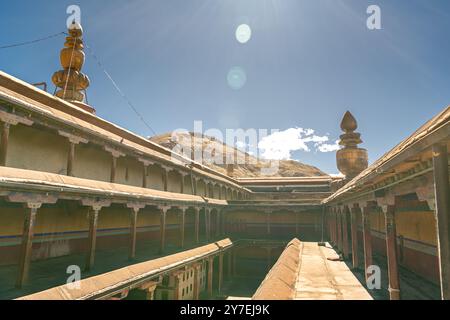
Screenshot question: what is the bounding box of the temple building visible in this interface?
[0,23,449,300]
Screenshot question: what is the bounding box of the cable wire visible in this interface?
[0,32,65,50]
[84,42,157,136]
[1,31,157,137]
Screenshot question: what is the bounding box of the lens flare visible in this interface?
[227,67,247,90]
[235,24,252,44]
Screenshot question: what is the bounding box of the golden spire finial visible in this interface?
[336,111,368,179]
[52,21,94,112]
[340,111,358,132]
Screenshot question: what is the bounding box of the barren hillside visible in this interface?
[150,132,327,178]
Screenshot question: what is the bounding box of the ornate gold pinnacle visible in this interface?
[336,111,368,179]
[52,22,90,103]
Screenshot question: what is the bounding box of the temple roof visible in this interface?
[0,71,245,190]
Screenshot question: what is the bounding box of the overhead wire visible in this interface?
[1,30,158,136]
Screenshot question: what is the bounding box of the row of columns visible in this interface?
[326,141,449,300]
[12,196,228,288]
[327,202,403,300]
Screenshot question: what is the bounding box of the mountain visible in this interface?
[150,132,328,178]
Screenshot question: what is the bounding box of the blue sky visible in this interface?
[1,0,449,174]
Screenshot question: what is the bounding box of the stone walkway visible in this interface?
[294,242,373,300]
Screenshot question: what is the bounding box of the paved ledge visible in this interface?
[294,242,372,300]
[252,238,302,300]
[253,240,372,300]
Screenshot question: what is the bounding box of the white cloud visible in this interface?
[317,140,340,152]
[235,140,246,150]
[329,173,345,178]
[257,127,340,160]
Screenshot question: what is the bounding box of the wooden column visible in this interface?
[192,177,197,195]
[66,142,75,176]
[218,253,224,294]
[138,158,153,188]
[221,211,225,236]
[179,208,186,248]
[266,212,271,236]
[342,207,350,260]
[194,207,200,244]
[210,183,214,198]
[337,209,343,252]
[432,143,450,300]
[383,204,401,300]
[58,132,88,176]
[110,156,117,183]
[105,147,126,183]
[162,166,169,192]
[216,211,221,238]
[180,172,185,194]
[350,205,361,269]
[193,262,202,300]
[16,203,41,288]
[207,209,212,239]
[85,206,101,271]
[142,165,148,188]
[158,206,169,254]
[334,209,339,245]
[207,257,214,297]
[129,207,138,260]
[126,203,144,260]
[173,273,182,300]
[204,208,210,241]
[0,122,10,166]
[362,205,373,282]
